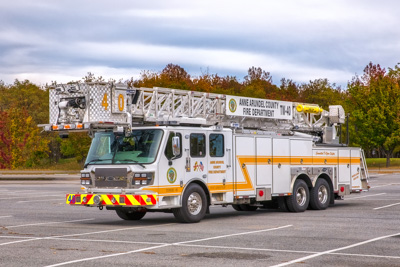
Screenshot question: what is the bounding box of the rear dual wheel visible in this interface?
[309,179,330,210]
[286,179,309,212]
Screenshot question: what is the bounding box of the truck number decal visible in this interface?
[102,93,109,110]
[68,195,76,204]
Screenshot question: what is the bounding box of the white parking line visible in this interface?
[176,225,293,245]
[0,215,13,219]
[45,224,292,267]
[6,218,95,228]
[0,190,53,195]
[370,183,400,189]
[50,237,166,246]
[346,193,386,200]
[330,252,400,260]
[270,232,400,267]
[0,223,176,247]
[0,195,60,200]
[17,198,65,203]
[373,202,400,210]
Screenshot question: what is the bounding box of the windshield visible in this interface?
[84,129,164,166]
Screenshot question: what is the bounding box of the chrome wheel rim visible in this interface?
[318,185,328,204]
[296,187,307,206]
[187,192,202,215]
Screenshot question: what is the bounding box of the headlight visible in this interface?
[132,172,154,186]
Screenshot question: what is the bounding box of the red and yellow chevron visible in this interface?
[66,194,157,206]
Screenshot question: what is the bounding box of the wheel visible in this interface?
[232,204,242,211]
[286,179,309,212]
[115,208,147,220]
[173,183,207,223]
[309,179,330,210]
[239,204,258,211]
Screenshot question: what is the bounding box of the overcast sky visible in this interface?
[0,0,399,88]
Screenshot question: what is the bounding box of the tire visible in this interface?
[173,183,207,223]
[232,204,242,211]
[286,179,309,212]
[115,209,147,220]
[309,179,330,210]
[239,204,258,211]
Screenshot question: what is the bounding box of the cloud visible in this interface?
[0,0,399,87]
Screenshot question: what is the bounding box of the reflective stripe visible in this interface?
[66,194,157,206]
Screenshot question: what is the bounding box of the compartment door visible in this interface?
[272,138,291,194]
[256,137,272,187]
[235,136,256,196]
[351,149,361,190]
[338,149,351,185]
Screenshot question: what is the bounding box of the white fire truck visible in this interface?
[41,82,369,223]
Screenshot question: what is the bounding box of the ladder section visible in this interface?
[131,87,225,125]
[43,83,346,139]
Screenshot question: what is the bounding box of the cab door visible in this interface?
[158,130,185,197]
[207,131,233,203]
[184,131,208,185]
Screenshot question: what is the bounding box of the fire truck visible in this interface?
[41,82,369,223]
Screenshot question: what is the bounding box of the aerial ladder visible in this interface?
[44,82,346,144]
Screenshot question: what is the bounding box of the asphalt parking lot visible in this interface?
[0,173,399,267]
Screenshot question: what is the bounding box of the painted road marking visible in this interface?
[0,223,176,247]
[270,232,400,267]
[176,225,293,245]
[17,198,65,203]
[0,215,13,219]
[0,194,60,200]
[370,183,400,189]
[49,237,166,246]
[45,225,292,266]
[346,193,386,200]
[6,218,95,228]
[373,202,400,210]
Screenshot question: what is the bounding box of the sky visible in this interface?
[0,0,399,88]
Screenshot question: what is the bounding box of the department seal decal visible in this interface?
[229,98,237,113]
[167,167,177,184]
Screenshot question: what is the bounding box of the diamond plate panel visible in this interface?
[87,84,127,123]
[49,89,58,124]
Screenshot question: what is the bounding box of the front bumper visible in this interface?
[66,193,157,206]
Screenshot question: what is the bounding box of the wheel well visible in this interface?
[295,174,312,189]
[186,180,211,206]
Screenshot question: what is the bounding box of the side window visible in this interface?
[165,132,182,159]
[190,133,206,157]
[210,134,224,157]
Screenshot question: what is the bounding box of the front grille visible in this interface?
[95,168,128,188]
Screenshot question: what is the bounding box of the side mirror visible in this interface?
[172,136,180,157]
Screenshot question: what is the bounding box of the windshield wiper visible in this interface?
[117,159,146,169]
[84,159,108,168]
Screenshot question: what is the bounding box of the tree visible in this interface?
[0,106,48,169]
[243,67,278,98]
[299,79,345,110]
[60,132,92,165]
[347,62,400,167]
[278,78,300,101]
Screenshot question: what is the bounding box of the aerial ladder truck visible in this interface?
[41,82,369,223]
